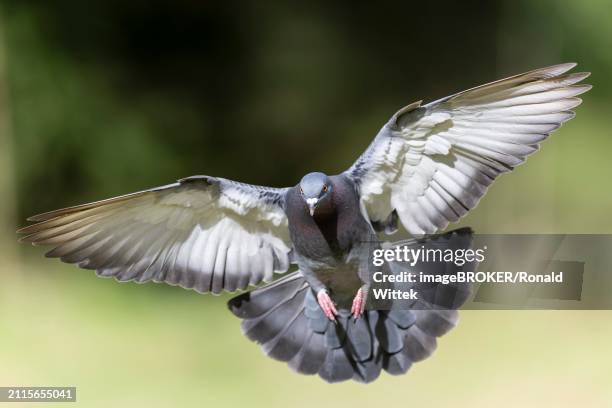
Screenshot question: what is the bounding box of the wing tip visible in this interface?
[554,61,577,71]
[539,62,577,77]
[574,83,593,95]
[572,71,591,81]
[17,234,34,244]
[16,222,45,235]
[562,110,577,122]
[27,212,54,222]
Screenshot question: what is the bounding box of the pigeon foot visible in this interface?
[317,289,338,322]
[351,288,366,319]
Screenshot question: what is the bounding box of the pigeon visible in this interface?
[18,63,590,383]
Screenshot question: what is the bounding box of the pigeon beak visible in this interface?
[306,198,319,216]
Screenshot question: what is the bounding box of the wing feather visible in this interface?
[347,63,590,235]
[18,176,292,293]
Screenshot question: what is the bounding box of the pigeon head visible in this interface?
[299,172,333,216]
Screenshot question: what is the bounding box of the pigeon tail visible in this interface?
[228,228,474,383]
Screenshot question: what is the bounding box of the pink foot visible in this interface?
[317,290,338,322]
[351,288,366,319]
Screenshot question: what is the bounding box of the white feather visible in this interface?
[351,64,590,236]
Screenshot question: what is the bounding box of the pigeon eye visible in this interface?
[322,185,328,193]
[300,187,303,194]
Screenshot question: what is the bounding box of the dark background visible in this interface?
[3,0,608,221]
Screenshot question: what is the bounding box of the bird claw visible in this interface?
[317,290,338,323]
[351,288,366,320]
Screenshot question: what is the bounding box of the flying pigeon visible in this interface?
[18,63,590,383]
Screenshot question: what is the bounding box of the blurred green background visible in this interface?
[1,1,611,407]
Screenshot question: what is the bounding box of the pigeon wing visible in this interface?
[345,63,591,235]
[18,175,292,294]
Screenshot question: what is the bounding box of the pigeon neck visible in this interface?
[311,197,336,221]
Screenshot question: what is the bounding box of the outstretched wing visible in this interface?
[18,176,292,294]
[346,63,591,235]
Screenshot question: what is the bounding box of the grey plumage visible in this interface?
[347,63,591,236]
[18,176,292,294]
[229,227,471,383]
[18,63,590,383]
